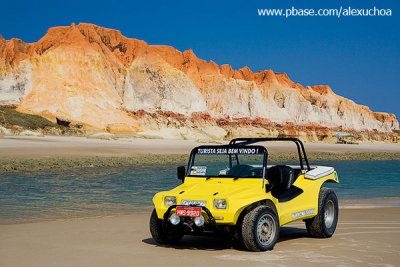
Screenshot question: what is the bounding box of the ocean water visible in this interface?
[0,160,399,224]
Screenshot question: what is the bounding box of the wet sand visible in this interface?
[0,136,399,172]
[0,207,399,267]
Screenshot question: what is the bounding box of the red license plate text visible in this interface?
[175,206,202,217]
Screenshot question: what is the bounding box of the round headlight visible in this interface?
[194,215,205,227]
[170,214,180,225]
[214,199,227,209]
[164,196,176,207]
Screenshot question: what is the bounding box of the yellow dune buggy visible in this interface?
[150,138,339,251]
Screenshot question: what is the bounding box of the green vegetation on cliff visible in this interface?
[0,107,56,130]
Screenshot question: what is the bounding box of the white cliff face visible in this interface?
[123,57,207,115]
[201,77,293,122]
[202,78,262,118]
[199,77,399,132]
[0,61,32,105]
[0,23,398,136]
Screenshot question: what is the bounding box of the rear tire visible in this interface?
[241,206,280,251]
[305,187,338,238]
[149,209,183,244]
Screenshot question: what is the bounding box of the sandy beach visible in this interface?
[0,207,399,267]
[0,136,399,265]
[1,136,400,158]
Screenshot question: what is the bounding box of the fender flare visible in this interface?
[234,199,278,225]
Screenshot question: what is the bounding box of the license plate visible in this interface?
[181,200,206,206]
[175,206,202,217]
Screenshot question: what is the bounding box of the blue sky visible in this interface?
[1,0,399,118]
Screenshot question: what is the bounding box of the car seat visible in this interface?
[267,165,295,196]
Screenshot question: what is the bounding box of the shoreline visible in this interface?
[1,152,400,173]
[0,136,400,172]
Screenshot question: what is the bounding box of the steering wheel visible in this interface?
[227,165,255,177]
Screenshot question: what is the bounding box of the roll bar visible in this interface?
[229,137,310,171]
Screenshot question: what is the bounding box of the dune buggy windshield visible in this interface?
[188,145,267,178]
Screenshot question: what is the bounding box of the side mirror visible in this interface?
[177,166,186,182]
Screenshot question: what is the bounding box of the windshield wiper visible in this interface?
[203,175,260,180]
[233,176,262,180]
[206,175,260,180]
[205,175,242,180]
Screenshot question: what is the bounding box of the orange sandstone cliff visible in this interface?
[0,23,398,140]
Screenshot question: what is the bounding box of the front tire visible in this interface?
[241,206,280,252]
[149,209,183,244]
[305,187,338,238]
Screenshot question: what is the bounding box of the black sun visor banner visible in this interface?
[194,146,266,155]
